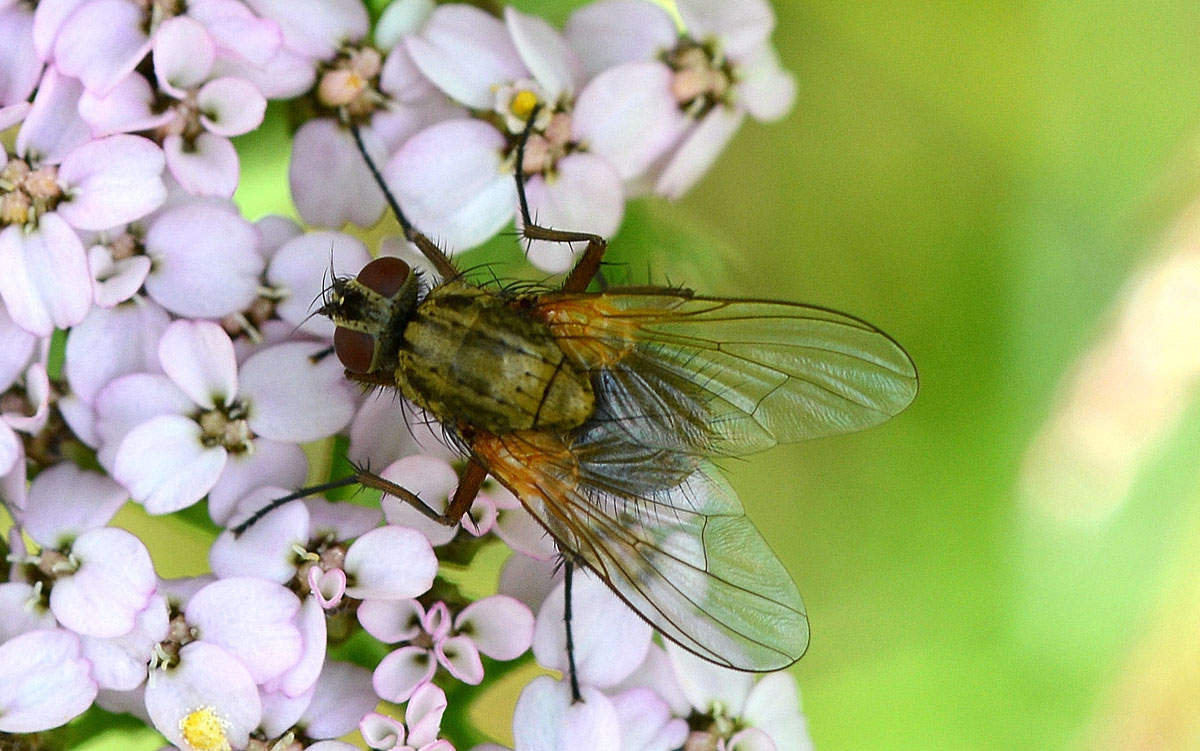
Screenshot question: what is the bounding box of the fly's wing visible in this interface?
[533,291,918,456]
[474,431,809,671]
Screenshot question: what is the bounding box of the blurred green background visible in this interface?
[640,1,1200,749]
[516,1,1200,749]
[93,1,1200,749]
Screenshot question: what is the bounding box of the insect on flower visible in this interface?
[239,107,917,687]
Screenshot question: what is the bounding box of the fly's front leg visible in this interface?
[512,106,610,294]
[355,456,489,527]
[233,456,489,536]
[348,124,460,281]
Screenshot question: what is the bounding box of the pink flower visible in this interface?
[0,98,166,334]
[531,571,652,689]
[509,676,621,751]
[363,594,533,702]
[387,5,683,271]
[286,0,462,229]
[664,642,813,751]
[565,0,796,198]
[95,319,355,514]
[0,629,98,733]
[79,17,267,196]
[360,682,452,751]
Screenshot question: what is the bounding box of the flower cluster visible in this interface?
[0,0,808,749]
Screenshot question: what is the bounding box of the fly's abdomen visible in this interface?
[395,283,595,434]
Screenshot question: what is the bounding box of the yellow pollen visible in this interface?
[510,90,540,120]
[180,707,232,751]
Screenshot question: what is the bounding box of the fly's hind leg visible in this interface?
[513,106,610,294]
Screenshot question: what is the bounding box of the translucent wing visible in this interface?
[473,430,809,671]
[533,290,918,456]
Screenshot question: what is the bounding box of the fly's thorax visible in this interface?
[395,282,595,434]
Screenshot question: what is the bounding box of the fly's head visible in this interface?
[321,256,420,376]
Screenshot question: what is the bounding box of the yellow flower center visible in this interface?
[509,89,540,121]
[180,706,232,751]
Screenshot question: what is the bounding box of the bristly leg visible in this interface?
[563,558,583,703]
[512,106,611,294]
[232,461,489,536]
[348,124,459,281]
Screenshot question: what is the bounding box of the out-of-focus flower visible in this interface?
[565,0,796,198]
[0,629,98,733]
[362,594,533,702]
[286,0,461,229]
[665,642,813,751]
[387,4,684,271]
[78,17,267,196]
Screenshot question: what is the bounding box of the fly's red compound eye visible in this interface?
[355,256,411,298]
[333,327,375,373]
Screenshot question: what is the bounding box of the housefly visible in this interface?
[246,110,917,679]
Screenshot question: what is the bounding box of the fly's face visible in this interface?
[322,256,420,377]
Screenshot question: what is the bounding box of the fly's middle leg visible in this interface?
[512,105,610,294]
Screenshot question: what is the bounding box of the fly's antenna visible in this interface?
[348,124,459,280]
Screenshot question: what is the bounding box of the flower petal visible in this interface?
[185,577,302,684]
[163,132,240,198]
[242,0,368,59]
[22,463,128,548]
[49,527,156,638]
[573,61,686,179]
[145,640,261,751]
[56,134,166,230]
[65,301,170,405]
[512,676,620,751]
[303,660,378,739]
[677,0,774,60]
[0,216,91,336]
[144,201,262,316]
[113,414,227,514]
[654,106,743,199]
[207,438,307,525]
[153,16,216,94]
[504,6,582,98]
[455,595,534,661]
[240,341,356,442]
[404,4,526,109]
[209,486,307,581]
[357,598,424,644]
[564,0,676,77]
[197,76,266,136]
[53,0,150,96]
[372,645,435,704]
[267,230,371,338]
[386,118,515,252]
[343,526,438,601]
[15,67,90,165]
[158,319,239,409]
[742,671,812,751]
[532,572,651,688]
[0,5,38,105]
[436,634,483,684]
[0,629,97,733]
[78,72,172,137]
[665,640,754,716]
[288,118,386,228]
[737,44,796,122]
